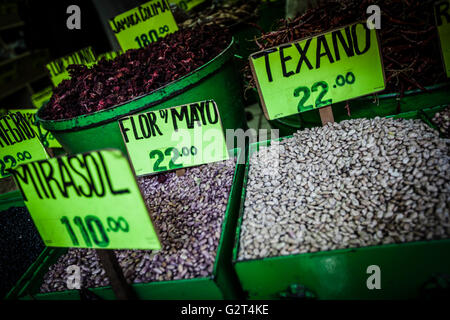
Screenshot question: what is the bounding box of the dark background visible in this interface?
[0,0,146,108]
[20,0,113,58]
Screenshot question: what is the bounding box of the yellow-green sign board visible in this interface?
[46,47,97,87]
[169,0,206,11]
[250,22,386,120]
[109,0,179,51]
[9,109,61,148]
[119,100,229,176]
[435,0,450,77]
[9,149,161,250]
[31,86,53,109]
[0,112,48,179]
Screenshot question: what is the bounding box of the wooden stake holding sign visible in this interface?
[96,249,137,300]
[319,106,335,125]
[249,22,386,126]
[9,149,161,299]
[118,100,229,177]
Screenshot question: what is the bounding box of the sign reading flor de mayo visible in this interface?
[9,149,161,250]
[109,0,179,51]
[0,112,48,179]
[250,22,386,120]
[46,47,97,87]
[9,109,61,148]
[434,0,450,77]
[118,100,229,176]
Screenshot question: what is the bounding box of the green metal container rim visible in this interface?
[232,136,285,264]
[7,149,242,299]
[268,82,449,128]
[232,109,448,265]
[36,37,236,133]
[234,239,450,266]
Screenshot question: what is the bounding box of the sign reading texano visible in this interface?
[250,22,385,120]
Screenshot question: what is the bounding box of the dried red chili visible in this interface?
[42,25,231,120]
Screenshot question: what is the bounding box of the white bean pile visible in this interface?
[238,117,450,260]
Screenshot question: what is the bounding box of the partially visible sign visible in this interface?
[250,22,385,120]
[435,0,450,77]
[8,109,61,148]
[109,0,179,51]
[119,100,229,176]
[46,47,97,87]
[31,87,53,109]
[9,149,161,250]
[169,0,206,11]
[0,112,48,179]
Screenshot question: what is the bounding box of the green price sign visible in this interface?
[9,109,61,149]
[250,22,386,120]
[31,86,53,109]
[169,0,206,11]
[0,112,48,179]
[9,149,161,250]
[109,0,179,51]
[46,47,97,87]
[435,0,450,77]
[96,50,123,61]
[119,100,229,176]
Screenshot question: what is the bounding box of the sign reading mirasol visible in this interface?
[9,149,161,250]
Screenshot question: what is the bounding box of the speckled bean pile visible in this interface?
[40,158,235,293]
[238,117,450,261]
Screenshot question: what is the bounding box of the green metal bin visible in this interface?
[232,107,450,299]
